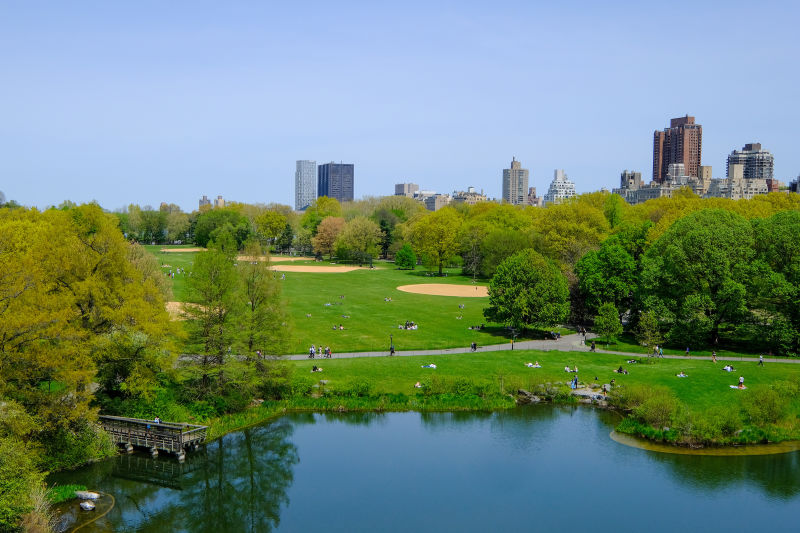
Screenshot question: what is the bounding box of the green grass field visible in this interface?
[287,348,800,412]
[145,246,568,354]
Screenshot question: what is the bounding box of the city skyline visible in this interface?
[2,2,799,211]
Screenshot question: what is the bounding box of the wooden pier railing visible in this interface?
[99,415,208,459]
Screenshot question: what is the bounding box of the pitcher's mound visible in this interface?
[397,284,488,297]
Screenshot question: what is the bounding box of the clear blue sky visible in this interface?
[1,1,798,211]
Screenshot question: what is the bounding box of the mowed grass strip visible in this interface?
[290,349,800,413]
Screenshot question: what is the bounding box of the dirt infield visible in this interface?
[396,283,488,297]
[160,247,205,253]
[237,256,315,262]
[166,301,206,320]
[271,265,363,273]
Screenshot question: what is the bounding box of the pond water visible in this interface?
[50,406,800,532]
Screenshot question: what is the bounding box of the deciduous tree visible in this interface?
[484,249,569,330]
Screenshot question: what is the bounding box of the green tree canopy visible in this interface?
[395,243,416,270]
[638,209,755,346]
[406,207,462,276]
[576,242,636,315]
[484,249,569,330]
[300,197,342,235]
[334,216,382,264]
[594,302,623,345]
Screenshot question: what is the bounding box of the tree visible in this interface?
[406,208,462,276]
[751,210,800,354]
[479,227,531,278]
[236,242,290,356]
[194,209,250,248]
[638,209,755,346]
[254,210,287,246]
[276,223,294,253]
[594,302,622,346]
[529,197,611,267]
[395,243,416,270]
[300,197,342,235]
[311,216,345,258]
[166,210,190,243]
[635,309,662,348]
[334,216,382,265]
[484,249,569,330]
[184,241,241,394]
[575,242,636,316]
[0,203,174,469]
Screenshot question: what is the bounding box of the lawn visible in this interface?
[288,348,800,414]
[144,246,566,354]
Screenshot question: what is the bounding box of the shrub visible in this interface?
[633,393,679,429]
[741,386,789,425]
[608,383,669,411]
[0,437,46,532]
[289,376,316,398]
[335,379,375,397]
[395,244,416,270]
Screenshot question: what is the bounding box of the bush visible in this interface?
[0,437,46,532]
[608,383,669,411]
[290,376,316,398]
[687,407,742,443]
[633,393,680,429]
[38,420,116,471]
[334,379,375,398]
[741,386,789,425]
[395,244,416,270]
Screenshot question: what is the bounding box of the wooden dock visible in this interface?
[99,415,208,460]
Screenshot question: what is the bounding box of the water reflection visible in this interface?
[645,446,800,500]
[50,407,800,532]
[50,417,299,532]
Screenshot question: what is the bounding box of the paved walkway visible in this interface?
[287,333,800,364]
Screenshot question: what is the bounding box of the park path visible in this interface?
[287,333,800,364]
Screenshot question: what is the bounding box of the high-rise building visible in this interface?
[199,195,211,209]
[726,143,774,180]
[295,160,317,211]
[543,169,576,205]
[653,115,703,182]
[502,157,529,205]
[395,183,419,197]
[318,162,354,203]
[214,195,225,208]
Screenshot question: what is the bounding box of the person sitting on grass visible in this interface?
[615,366,629,375]
[311,365,322,373]
[564,366,571,372]
[723,364,735,372]
[414,382,422,388]
[676,371,688,378]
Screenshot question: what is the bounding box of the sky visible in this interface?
[1,0,798,212]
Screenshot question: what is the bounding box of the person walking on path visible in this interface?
[712,351,717,363]
[759,354,764,366]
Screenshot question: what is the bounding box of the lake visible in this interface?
[50,406,800,532]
